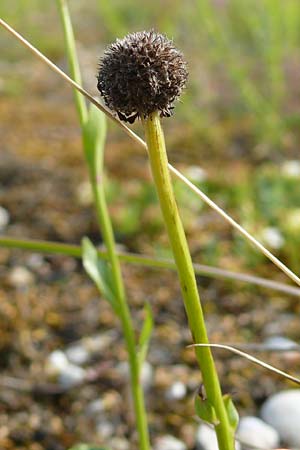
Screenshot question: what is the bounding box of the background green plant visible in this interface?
[55,1,152,448]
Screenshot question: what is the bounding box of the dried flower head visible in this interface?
[97,30,188,123]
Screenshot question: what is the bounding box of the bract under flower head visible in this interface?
[97,30,188,123]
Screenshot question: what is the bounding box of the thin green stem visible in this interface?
[55,2,150,447]
[1,236,299,297]
[91,177,150,450]
[144,112,234,450]
[56,0,87,126]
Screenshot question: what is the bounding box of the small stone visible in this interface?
[26,253,44,269]
[261,390,300,446]
[46,350,69,374]
[184,166,207,183]
[8,266,34,288]
[86,399,105,416]
[237,416,279,449]
[261,336,300,365]
[95,420,114,439]
[84,331,117,353]
[282,160,300,178]
[196,424,240,450]
[165,381,187,401]
[46,350,86,388]
[154,435,187,450]
[263,313,296,336]
[261,227,284,249]
[263,336,299,352]
[58,364,86,388]
[109,437,130,450]
[0,206,10,231]
[76,180,93,206]
[65,344,89,366]
[102,391,122,411]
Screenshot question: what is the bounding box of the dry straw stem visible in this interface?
[0,236,299,297]
[1,18,300,288]
[189,343,300,385]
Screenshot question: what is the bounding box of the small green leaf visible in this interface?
[137,303,153,367]
[83,104,107,176]
[223,394,239,431]
[82,237,118,312]
[194,393,219,425]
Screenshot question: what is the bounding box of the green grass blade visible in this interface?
[56,0,87,125]
[82,237,118,313]
[83,104,107,176]
[137,303,153,368]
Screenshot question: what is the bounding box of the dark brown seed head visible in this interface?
[97,30,188,123]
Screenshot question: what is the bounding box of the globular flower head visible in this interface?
[97,30,188,123]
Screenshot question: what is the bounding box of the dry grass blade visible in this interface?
[172,167,300,287]
[1,17,300,287]
[0,236,299,296]
[189,343,300,385]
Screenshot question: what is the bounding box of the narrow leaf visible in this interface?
[223,394,239,431]
[83,104,107,176]
[82,237,117,312]
[194,394,219,425]
[56,0,87,125]
[137,303,153,367]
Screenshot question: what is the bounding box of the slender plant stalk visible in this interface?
[1,236,300,297]
[56,0,87,126]
[90,171,150,450]
[144,112,234,449]
[56,1,150,448]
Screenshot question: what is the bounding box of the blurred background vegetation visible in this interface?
[1,1,300,448]
[1,0,300,282]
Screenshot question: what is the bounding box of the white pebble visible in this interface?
[237,416,279,449]
[46,350,86,388]
[47,350,69,373]
[8,266,34,288]
[0,206,10,231]
[261,390,300,446]
[282,160,300,178]
[185,166,207,183]
[58,363,86,388]
[84,331,116,353]
[65,344,90,365]
[95,420,114,439]
[261,227,284,249]
[26,253,44,269]
[196,424,240,450]
[154,435,187,450]
[86,399,105,416]
[109,437,130,450]
[263,336,299,351]
[165,381,187,401]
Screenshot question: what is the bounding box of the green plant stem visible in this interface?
[144,112,234,450]
[56,0,87,126]
[1,236,299,297]
[56,1,150,447]
[90,175,150,450]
